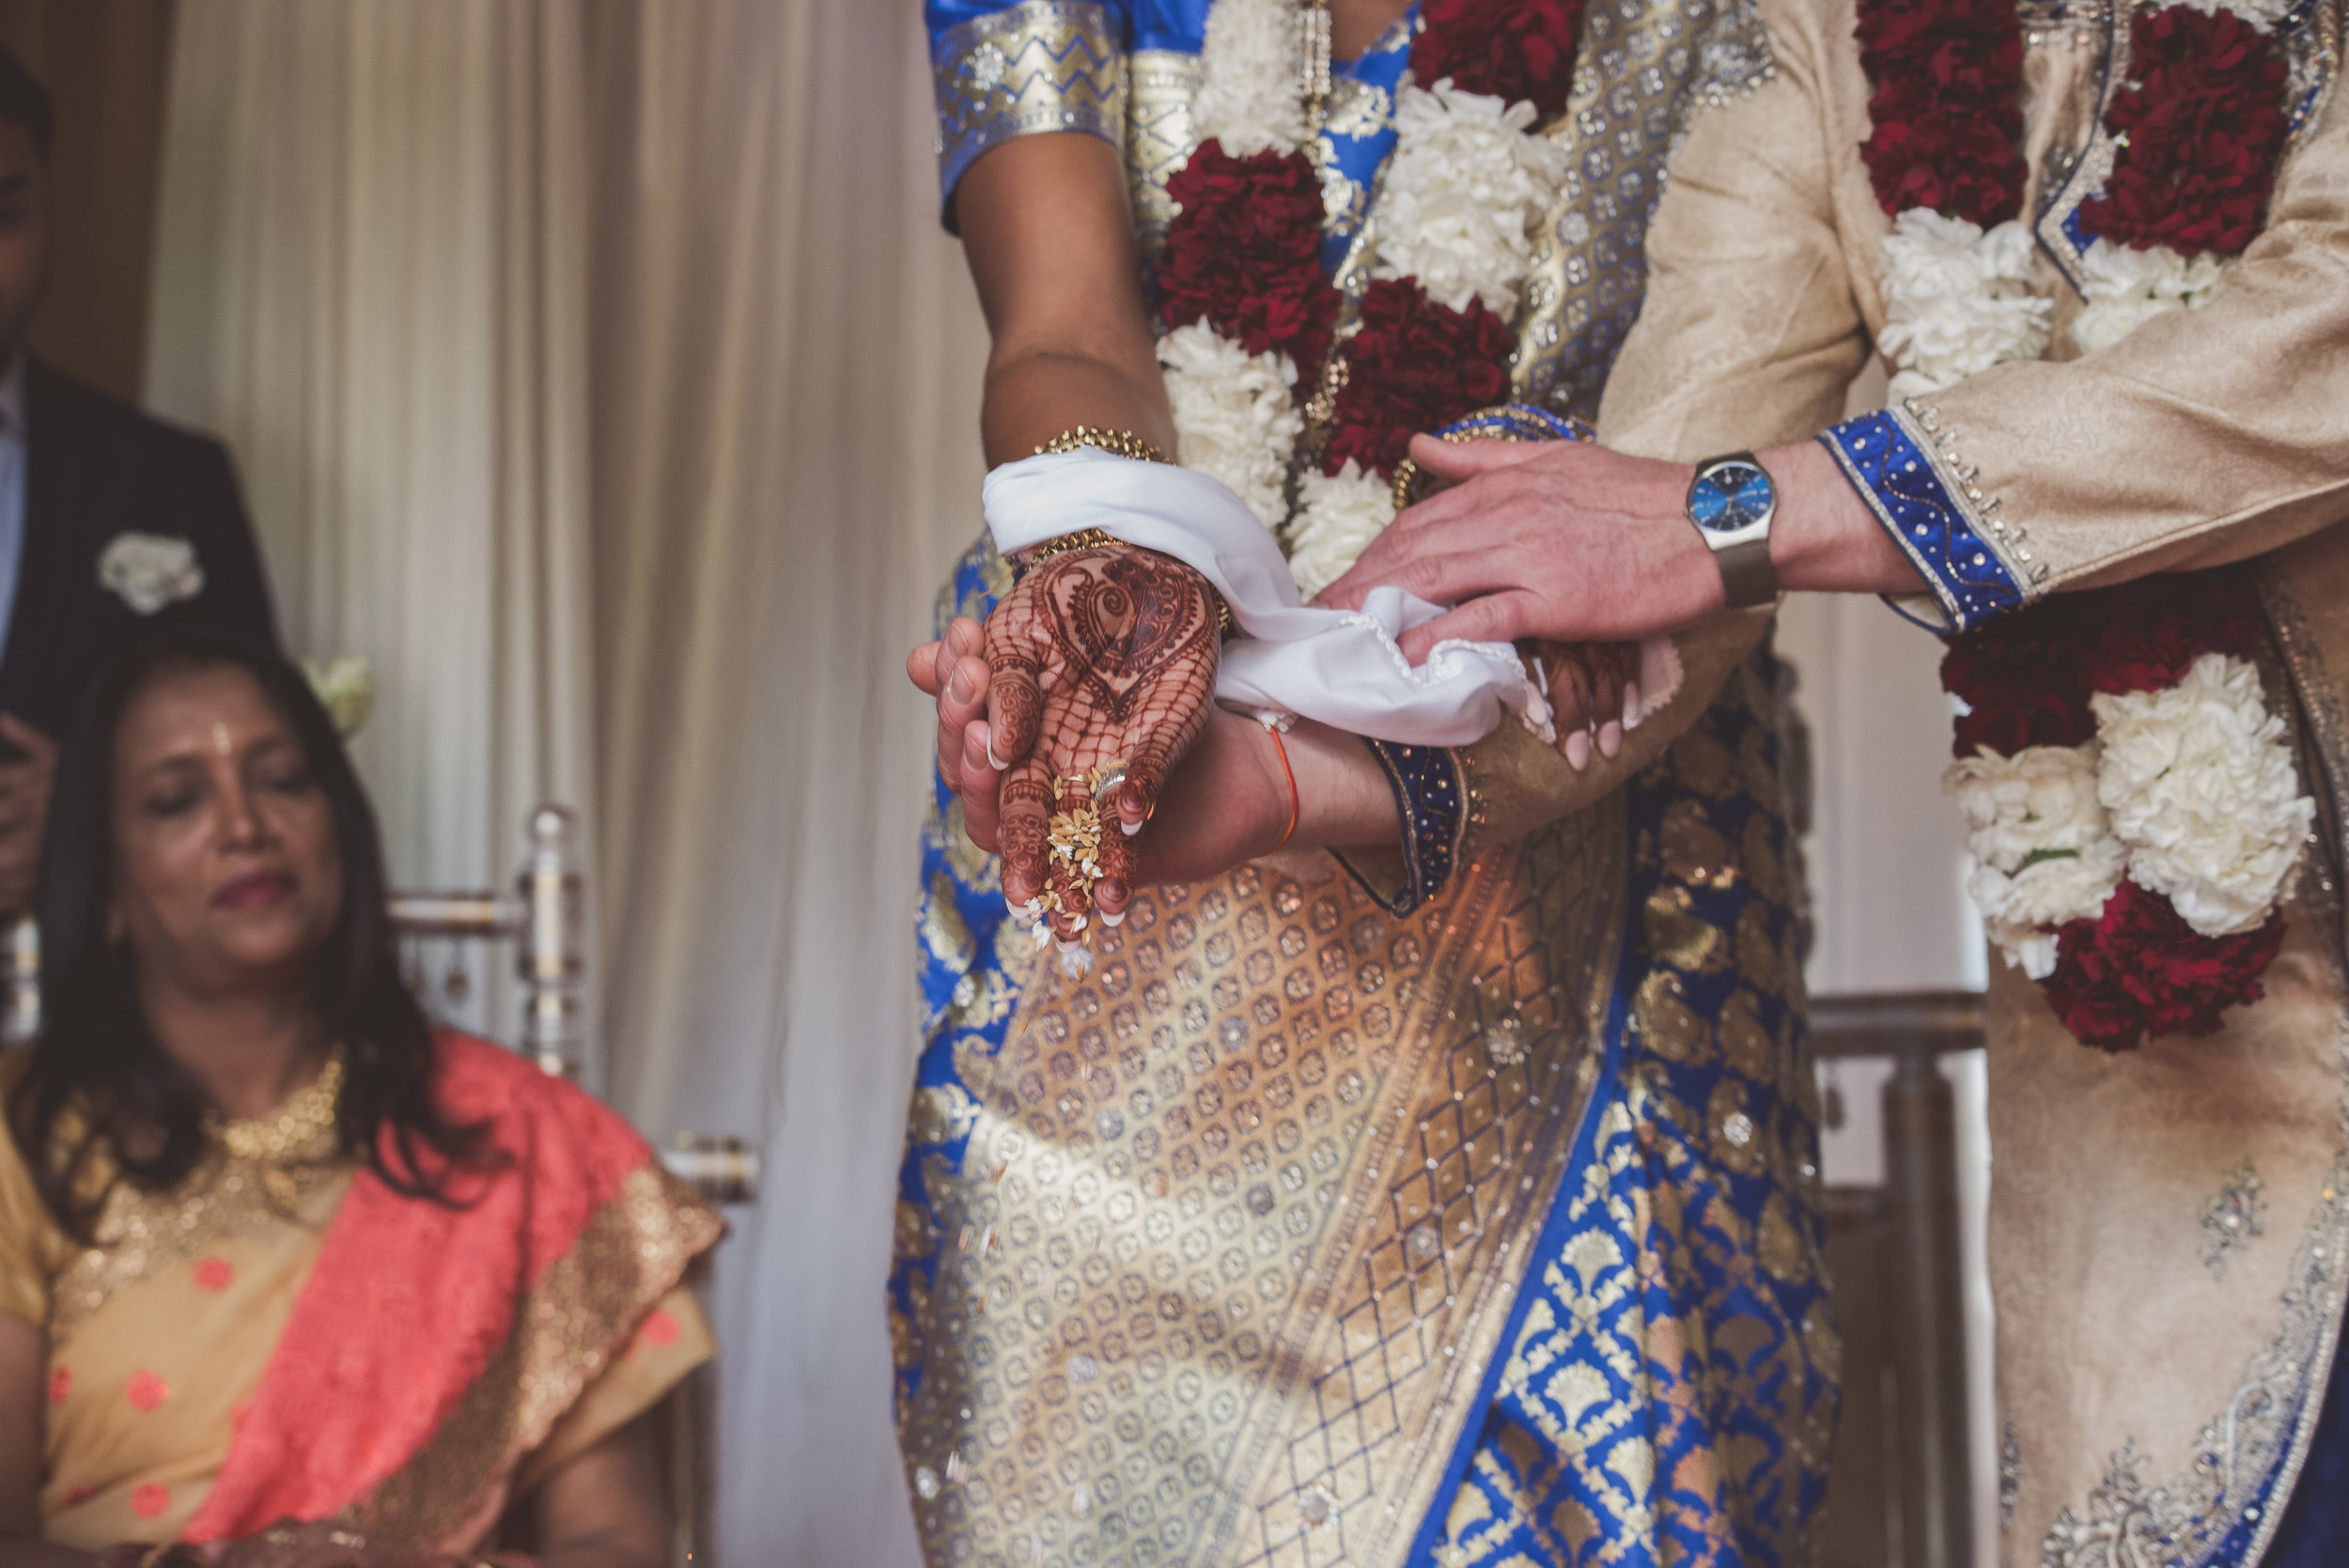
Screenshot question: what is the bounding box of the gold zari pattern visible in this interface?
[350,1164,723,1556]
[897,798,1632,1568]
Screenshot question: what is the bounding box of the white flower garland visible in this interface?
[1947,652,2313,975]
[1163,0,1568,593]
[1159,321,1304,530]
[2070,237,2225,355]
[1875,210,2049,403]
[2092,652,2313,937]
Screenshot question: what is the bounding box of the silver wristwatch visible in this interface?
[1685,452,1780,610]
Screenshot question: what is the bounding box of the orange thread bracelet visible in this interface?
[1264,721,1299,854]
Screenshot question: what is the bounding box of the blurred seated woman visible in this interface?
[0,632,721,1567]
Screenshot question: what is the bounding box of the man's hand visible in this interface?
[910,543,1220,939]
[1315,438,1720,660]
[0,717,56,922]
[1316,433,1921,659]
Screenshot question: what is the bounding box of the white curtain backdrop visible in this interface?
[146,1,985,1560]
[144,0,599,1060]
[580,1,986,1561]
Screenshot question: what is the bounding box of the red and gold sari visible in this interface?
[0,1032,722,1558]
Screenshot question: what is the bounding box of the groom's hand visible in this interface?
[1315,436,1721,660]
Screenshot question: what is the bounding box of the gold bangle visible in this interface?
[1034,426,1167,464]
[1019,526,1117,567]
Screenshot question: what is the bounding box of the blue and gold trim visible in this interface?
[932,0,1127,226]
[1820,407,2032,633]
[1356,740,1468,917]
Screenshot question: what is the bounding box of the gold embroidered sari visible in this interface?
[0,1034,720,1557]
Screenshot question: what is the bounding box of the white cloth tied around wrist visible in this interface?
[984,449,1677,749]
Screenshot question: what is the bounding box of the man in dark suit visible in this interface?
[0,48,278,915]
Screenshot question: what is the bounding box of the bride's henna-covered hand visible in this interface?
[983,543,1220,938]
[1534,639,1641,768]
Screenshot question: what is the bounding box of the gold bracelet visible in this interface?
[1019,527,1117,567]
[1034,426,1168,464]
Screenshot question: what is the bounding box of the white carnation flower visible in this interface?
[1160,322,1302,533]
[1947,742,2114,871]
[1877,211,2051,397]
[1371,83,1568,318]
[1286,461,1394,598]
[2071,238,2224,356]
[2094,652,2313,937]
[1946,743,2123,972]
[98,531,207,615]
[1191,0,1309,156]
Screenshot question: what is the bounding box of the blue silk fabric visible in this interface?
[896,547,1831,1568]
[897,5,1828,1564]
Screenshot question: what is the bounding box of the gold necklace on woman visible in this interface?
[207,1047,347,1205]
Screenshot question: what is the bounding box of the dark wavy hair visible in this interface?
[8,631,490,1238]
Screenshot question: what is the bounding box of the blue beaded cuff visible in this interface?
[932,0,1126,228]
[1819,406,2037,633]
[1353,740,1467,917]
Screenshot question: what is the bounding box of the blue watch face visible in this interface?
[1689,460,1774,534]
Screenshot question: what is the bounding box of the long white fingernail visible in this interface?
[1120,817,1143,837]
[1101,908,1126,927]
[1624,681,1641,729]
[1564,730,1591,769]
[985,728,1007,771]
[1055,938,1084,955]
[1598,720,1623,759]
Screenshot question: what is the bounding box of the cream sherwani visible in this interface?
[1597,0,2349,1560]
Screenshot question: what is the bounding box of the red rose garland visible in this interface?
[1159,143,1342,378]
[1855,0,2028,225]
[2042,881,2288,1052]
[1858,0,2290,261]
[1321,280,1516,478]
[2078,6,2290,257]
[1410,0,1584,125]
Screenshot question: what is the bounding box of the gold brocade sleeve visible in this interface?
[932,1,1126,230]
[1456,40,1871,857]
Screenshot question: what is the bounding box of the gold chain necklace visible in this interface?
[210,1048,346,1166]
[1301,0,1333,134]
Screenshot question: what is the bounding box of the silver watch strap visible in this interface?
[1714,536,1778,610]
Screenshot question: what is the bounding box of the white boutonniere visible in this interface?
[98,533,207,615]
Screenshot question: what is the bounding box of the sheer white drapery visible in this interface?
[147,1,981,1560]
[145,0,599,1061]
[583,2,983,1561]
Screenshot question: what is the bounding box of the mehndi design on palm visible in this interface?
[986,543,1221,959]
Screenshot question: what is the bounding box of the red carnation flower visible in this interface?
[1855,0,2028,225]
[1410,0,1584,125]
[2080,6,2288,257]
[2042,879,2285,1052]
[1159,140,1342,375]
[1321,279,1515,482]
[2072,569,2264,695]
[1941,602,2097,756]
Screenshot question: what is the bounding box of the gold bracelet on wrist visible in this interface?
[1019,527,1117,567]
[1019,432,1232,637]
[1034,426,1168,464]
